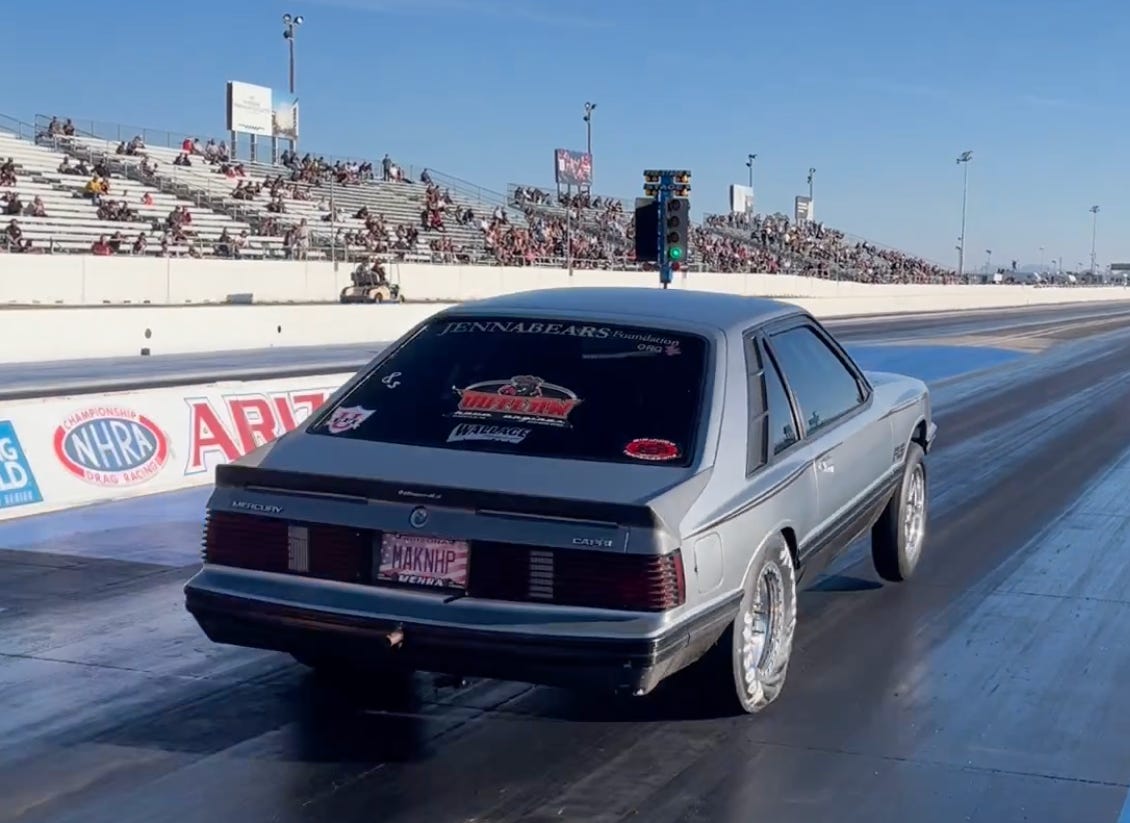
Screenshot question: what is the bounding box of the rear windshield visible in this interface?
[309,315,710,467]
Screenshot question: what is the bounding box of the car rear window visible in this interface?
[309,315,710,467]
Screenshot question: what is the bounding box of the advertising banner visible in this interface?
[0,419,43,512]
[0,373,355,522]
[795,195,813,223]
[272,91,300,141]
[554,149,593,188]
[226,81,273,136]
[729,184,754,214]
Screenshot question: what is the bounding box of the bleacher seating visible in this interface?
[1,111,962,282]
[54,133,529,265]
[0,130,264,257]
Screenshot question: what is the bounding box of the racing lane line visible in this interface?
[6,315,1130,822]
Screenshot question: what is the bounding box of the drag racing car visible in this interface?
[184,287,936,714]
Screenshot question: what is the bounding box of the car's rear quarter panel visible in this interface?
[676,322,821,607]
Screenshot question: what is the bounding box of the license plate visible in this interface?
[376,532,470,590]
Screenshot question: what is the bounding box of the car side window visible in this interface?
[763,350,800,455]
[767,325,864,435]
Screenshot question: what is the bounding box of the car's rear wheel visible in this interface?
[871,440,928,582]
[695,534,798,715]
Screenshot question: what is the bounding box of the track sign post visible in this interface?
[641,169,691,288]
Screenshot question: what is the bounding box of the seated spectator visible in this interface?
[108,231,125,253]
[232,230,250,254]
[23,196,46,218]
[231,180,255,201]
[91,235,113,255]
[3,193,22,216]
[0,158,16,187]
[82,175,108,202]
[214,228,234,258]
[141,191,154,207]
[132,231,148,255]
[5,219,31,252]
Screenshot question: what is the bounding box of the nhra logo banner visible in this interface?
[0,372,355,523]
[0,420,42,510]
[53,406,170,488]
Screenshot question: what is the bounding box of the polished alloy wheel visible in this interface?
[903,464,926,562]
[741,563,784,697]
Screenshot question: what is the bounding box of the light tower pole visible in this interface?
[746,153,756,214]
[955,150,973,281]
[282,13,303,155]
[1089,205,1100,277]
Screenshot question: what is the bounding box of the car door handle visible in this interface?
[816,457,835,473]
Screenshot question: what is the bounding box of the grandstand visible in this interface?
[0,109,959,282]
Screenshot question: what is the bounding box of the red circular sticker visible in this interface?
[624,438,680,462]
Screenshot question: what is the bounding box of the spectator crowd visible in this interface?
[19,113,956,283]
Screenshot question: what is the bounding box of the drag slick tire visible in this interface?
[695,533,798,715]
[871,440,928,582]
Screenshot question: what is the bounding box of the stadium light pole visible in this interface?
[282,14,303,95]
[955,150,973,281]
[1089,204,1100,276]
[583,101,596,192]
[583,101,596,157]
[746,154,757,212]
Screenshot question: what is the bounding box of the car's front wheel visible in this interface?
[695,534,798,714]
[871,440,928,582]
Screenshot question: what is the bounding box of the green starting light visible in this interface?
[668,246,684,261]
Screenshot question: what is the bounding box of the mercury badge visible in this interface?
[409,506,429,529]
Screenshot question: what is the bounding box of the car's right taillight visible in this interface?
[469,545,686,612]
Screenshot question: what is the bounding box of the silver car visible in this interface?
[184,287,937,714]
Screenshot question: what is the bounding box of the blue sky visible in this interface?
[3,0,1127,269]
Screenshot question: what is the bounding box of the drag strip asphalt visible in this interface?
[5,304,1130,822]
[4,300,1130,399]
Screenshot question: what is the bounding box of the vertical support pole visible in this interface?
[658,172,673,289]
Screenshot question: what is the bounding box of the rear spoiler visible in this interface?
[215,463,661,529]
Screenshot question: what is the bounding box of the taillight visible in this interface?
[201,511,687,612]
[203,511,289,573]
[469,546,686,612]
[202,511,369,582]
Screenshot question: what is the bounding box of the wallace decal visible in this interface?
[452,375,581,428]
[446,423,531,444]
